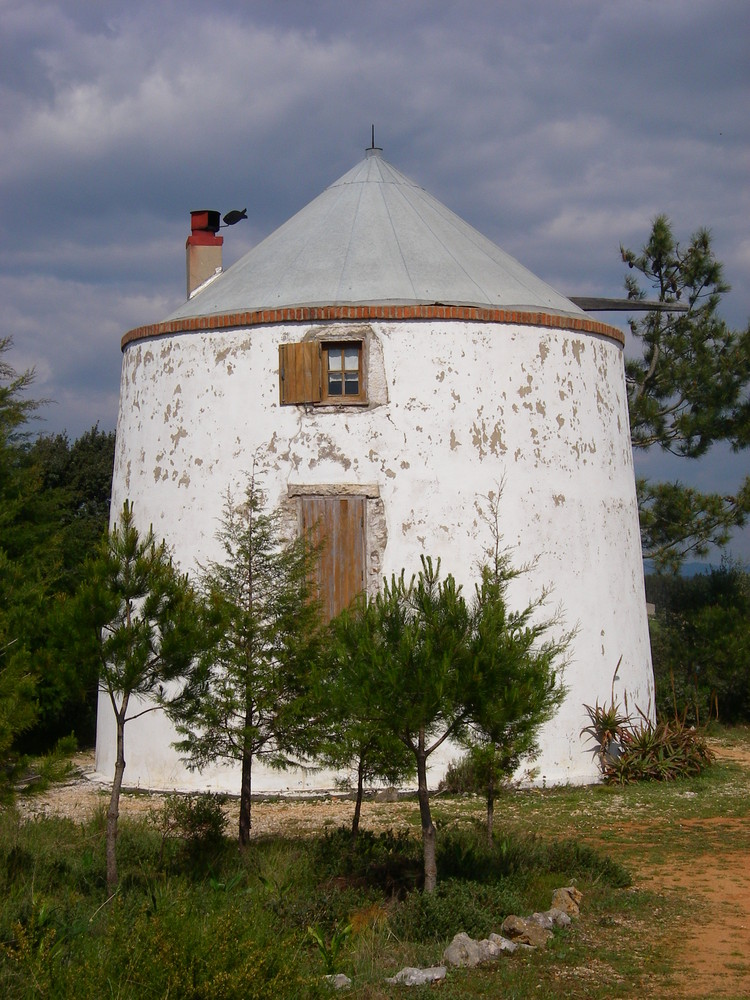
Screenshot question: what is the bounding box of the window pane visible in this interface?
[324,342,362,399]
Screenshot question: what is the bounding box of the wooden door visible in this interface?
[300,496,366,621]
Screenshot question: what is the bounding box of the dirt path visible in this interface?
[17,744,750,998]
[627,744,750,1000]
[641,844,750,998]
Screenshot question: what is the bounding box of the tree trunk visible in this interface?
[106,697,128,893]
[239,745,253,846]
[239,683,254,846]
[486,771,495,846]
[416,731,437,893]
[351,757,364,847]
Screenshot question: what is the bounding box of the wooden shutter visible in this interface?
[300,496,366,621]
[279,342,322,404]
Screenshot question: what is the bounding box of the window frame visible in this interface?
[278,337,367,407]
[321,341,366,403]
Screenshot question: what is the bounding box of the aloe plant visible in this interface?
[582,666,713,784]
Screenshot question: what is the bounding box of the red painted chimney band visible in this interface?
[190,209,221,234]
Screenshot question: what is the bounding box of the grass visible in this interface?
[1,726,749,998]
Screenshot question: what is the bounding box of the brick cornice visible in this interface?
[121,304,625,350]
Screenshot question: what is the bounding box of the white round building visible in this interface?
[96,145,654,792]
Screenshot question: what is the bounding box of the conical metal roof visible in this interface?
[166,149,584,322]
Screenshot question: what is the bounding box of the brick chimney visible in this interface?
[186,210,223,298]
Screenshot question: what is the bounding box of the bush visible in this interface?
[389,878,524,942]
[313,827,422,896]
[0,814,325,1000]
[582,702,714,783]
[439,754,480,794]
[157,792,228,870]
[646,564,750,724]
[0,804,635,997]
[544,839,631,888]
[437,826,527,881]
[436,826,630,888]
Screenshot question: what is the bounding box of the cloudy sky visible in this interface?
[1,0,748,560]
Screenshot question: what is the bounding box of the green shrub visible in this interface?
[437,826,527,880]
[436,826,630,887]
[646,564,750,724]
[439,754,480,794]
[313,827,421,895]
[544,839,631,888]
[4,899,326,1000]
[157,792,228,871]
[439,744,533,796]
[582,701,714,784]
[0,805,633,997]
[307,921,352,974]
[389,878,524,942]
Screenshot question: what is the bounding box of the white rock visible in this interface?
[443,931,482,967]
[547,907,572,927]
[385,966,447,986]
[488,933,519,953]
[476,937,513,961]
[528,911,555,930]
[324,973,352,990]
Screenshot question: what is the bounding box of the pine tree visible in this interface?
[320,602,415,845]
[622,216,750,570]
[329,552,568,893]
[0,337,53,781]
[170,474,324,846]
[73,501,206,890]
[20,425,116,750]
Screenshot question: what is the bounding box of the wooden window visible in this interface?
[300,495,366,621]
[322,343,364,401]
[279,341,364,405]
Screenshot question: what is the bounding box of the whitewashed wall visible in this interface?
[96,319,653,792]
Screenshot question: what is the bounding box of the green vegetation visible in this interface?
[326,545,569,893]
[647,563,750,724]
[622,215,750,571]
[1,337,56,775]
[307,921,352,975]
[309,671,415,846]
[26,423,116,750]
[582,700,714,783]
[169,472,327,846]
[154,791,229,870]
[0,801,628,999]
[3,729,750,998]
[0,339,114,767]
[69,502,208,890]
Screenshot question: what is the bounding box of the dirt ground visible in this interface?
[632,742,750,1000]
[17,743,750,999]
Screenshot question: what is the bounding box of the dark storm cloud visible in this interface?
[1,0,747,557]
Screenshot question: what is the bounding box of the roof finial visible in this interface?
[366,123,382,157]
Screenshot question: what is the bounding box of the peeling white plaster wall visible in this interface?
[96,320,653,792]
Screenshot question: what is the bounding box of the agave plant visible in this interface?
[581,700,629,765]
[582,662,714,785]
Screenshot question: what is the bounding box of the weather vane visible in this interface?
[221,209,247,228]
